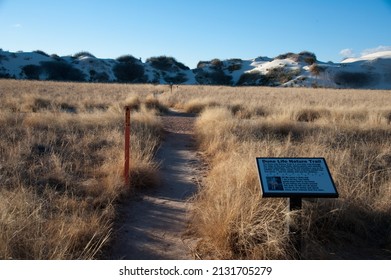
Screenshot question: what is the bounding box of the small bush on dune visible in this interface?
[40,61,85,81]
[194,68,232,85]
[265,68,300,85]
[33,50,50,57]
[116,55,139,63]
[334,71,378,88]
[113,60,146,83]
[309,64,325,76]
[275,51,316,65]
[22,64,42,80]
[237,72,264,86]
[72,51,96,59]
[146,56,189,71]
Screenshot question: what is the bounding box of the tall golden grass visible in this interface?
[158,85,391,259]
[0,80,166,259]
[2,80,391,260]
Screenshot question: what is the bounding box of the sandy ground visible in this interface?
[109,110,201,259]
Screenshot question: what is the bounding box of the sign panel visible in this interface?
[256,157,338,198]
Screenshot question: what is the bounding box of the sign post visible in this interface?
[256,157,338,259]
[124,106,131,187]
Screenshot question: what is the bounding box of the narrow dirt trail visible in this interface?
[109,110,201,260]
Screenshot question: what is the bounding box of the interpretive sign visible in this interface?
[256,157,338,198]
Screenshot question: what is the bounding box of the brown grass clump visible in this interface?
[294,108,324,122]
[144,94,168,113]
[384,110,391,124]
[183,98,220,114]
[0,80,162,259]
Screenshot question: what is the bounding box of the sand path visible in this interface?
[110,110,201,259]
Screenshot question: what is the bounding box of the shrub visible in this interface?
[298,51,317,65]
[275,51,317,65]
[264,68,300,85]
[50,54,63,61]
[22,65,42,80]
[163,72,188,84]
[89,70,110,82]
[334,71,378,88]
[40,61,85,81]
[275,52,298,60]
[237,72,264,85]
[33,50,50,57]
[309,63,325,76]
[116,55,139,63]
[195,68,232,85]
[196,61,208,68]
[227,63,242,72]
[73,51,96,59]
[146,56,189,71]
[210,59,223,69]
[113,60,146,83]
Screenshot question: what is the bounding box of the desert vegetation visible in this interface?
[0,80,167,259]
[158,86,391,259]
[2,80,391,260]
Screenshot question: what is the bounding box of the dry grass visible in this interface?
[157,85,391,259]
[0,80,166,259]
[3,80,391,260]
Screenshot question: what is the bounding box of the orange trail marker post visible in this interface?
[124,106,131,187]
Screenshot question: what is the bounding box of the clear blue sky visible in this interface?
[1,0,390,68]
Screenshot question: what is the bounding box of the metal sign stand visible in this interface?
[256,157,339,260]
[288,197,302,259]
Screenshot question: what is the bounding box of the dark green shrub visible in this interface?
[299,51,317,64]
[113,61,146,83]
[22,64,42,80]
[237,72,264,85]
[264,68,300,85]
[228,63,242,72]
[33,50,50,57]
[40,61,85,81]
[89,70,110,82]
[275,51,317,64]
[163,73,188,84]
[73,51,96,59]
[146,56,189,71]
[116,55,139,63]
[275,52,298,60]
[334,71,378,88]
[50,54,63,61]
[195,68,232,85]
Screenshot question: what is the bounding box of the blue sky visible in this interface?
[1,0,390,68]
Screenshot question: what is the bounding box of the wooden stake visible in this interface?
[124,106,130,187]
